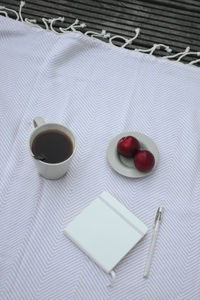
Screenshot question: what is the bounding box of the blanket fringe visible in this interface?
[0,1,199,65]
[136,43,172,55]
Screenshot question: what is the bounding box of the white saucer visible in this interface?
[106,132,159,178]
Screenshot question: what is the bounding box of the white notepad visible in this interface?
[64,191,148,275]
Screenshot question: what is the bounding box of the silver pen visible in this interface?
[144,207,164,278]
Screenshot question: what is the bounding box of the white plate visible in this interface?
[106,132,159,178]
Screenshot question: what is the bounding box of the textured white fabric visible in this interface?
[0,16,200,300]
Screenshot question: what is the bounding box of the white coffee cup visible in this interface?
[29,117,76,180]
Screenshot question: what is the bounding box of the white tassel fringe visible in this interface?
[0,1,199,66]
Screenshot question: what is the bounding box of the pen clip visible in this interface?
[154,207,163,227]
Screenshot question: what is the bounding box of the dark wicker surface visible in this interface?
[1,0,200,64]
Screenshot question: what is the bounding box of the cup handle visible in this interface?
[33,117,45,128]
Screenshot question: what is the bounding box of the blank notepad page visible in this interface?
[64,192,147,273]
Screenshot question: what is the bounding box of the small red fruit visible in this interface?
[117,136,140,158]
[134,150,155,172]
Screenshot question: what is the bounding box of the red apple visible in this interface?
[117,136,140,158]
[134,150,155,172]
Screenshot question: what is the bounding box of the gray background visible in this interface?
[1,0,200,64]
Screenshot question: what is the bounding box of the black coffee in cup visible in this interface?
[32,130,73,163]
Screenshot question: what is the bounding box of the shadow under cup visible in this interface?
[29,123,76,179]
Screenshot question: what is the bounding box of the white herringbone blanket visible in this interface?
[0,16,200,300]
